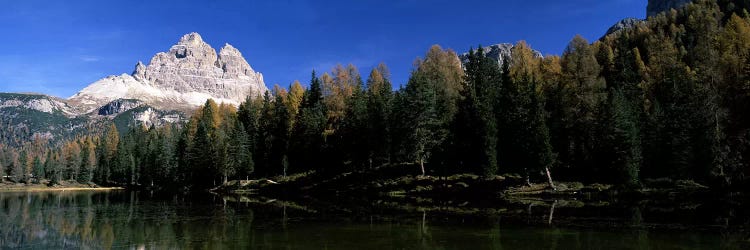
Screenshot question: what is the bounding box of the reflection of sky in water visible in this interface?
[0,191,746,249]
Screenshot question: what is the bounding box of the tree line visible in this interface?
[2,0,750,192]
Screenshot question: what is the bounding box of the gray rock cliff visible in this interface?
[97,99,144,116]
[603,18,644,38]
[69,32,268,112]
[458,43,542,68]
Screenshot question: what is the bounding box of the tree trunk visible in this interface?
[548,200,558,225]
[545,167,556,191]
[419,158,425,176]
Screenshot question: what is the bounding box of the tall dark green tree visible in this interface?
[366,64,393,167]
[32,155,43,182]
[402,45,465,175]
[229,119,254,180]
[43,152,55,181]
[290,72,327,173]
[498,41,556,187]
[339,74,369,170]
[16,150,27,183]
[237,95,261,172]
[271,91,291,176]
[604,88,642,186]
[453,47,502,176]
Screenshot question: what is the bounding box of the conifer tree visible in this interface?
[290,72,327,173]
[605,88,642,186]
[455,47,501,176]
[366,64,393,167]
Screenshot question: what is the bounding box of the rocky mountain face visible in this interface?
[110,105,185,130]
[1,32,266,144]
[647,0,692,17]
[602,0,691,40]
[0,93,187,146]
[0,93,88,145]
[458,43,542,68]
[98,98,185,128]
[69,32,268,112]
[603,18,644,38]
[0,93,75,116]
[97,99,145,116]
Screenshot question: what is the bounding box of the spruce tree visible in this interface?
[455,47,501,176]
[32,156,43,183]
[606,88,642,186]
[403,45,465,175]
[290,72,327,173]
[366,64,393,167]
[340,76,369,170]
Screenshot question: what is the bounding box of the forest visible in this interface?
[2,0,750,193]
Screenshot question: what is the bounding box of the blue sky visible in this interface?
[0,0,645,98]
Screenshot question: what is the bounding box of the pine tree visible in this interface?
[238,95,261,174]
[186,99,222,188]
[560,35,607,179]
[32,155,43,183]
[290,71,327,173]
[308,70,324,108]
[257,92,275,176]
[49,152,61,185]
[97,123,119,184]
[498,41,556,187]
[366,64,393,167]
[13,150,25,182]
[78,140,92,183]
[43,152,54,180]
[403,45,465,175]
[229,119,253,180]
[0,148,5,182]
[455,47,501,176]
[340,75,369,170]
[605,88,642,186]
[271,90,292,176]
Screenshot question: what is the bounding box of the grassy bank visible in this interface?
[0,180,124,192]
[213,164,712,203]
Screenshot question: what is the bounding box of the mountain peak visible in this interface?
[177,32,204,45]
[222,43,236,49]
[69,32,268,112]
[132,61,146,80]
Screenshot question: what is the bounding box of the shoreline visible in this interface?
[0,187,125,192]
[0,182,124,192]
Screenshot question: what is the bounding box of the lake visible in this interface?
[0,190,746,249]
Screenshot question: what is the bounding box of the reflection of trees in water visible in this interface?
[2,191,749,249]
[0,191,260,249]
[0,191,104,249]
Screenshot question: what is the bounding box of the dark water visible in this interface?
[0,190,747,249]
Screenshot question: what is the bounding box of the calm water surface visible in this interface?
[0,190,746,249]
